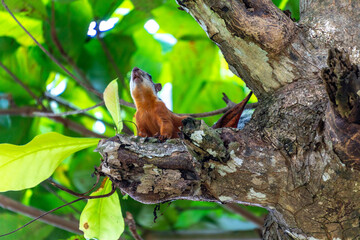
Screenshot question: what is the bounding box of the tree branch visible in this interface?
[97,119,287,206]
[125,212,143,240]
[40,182,82,215]
[223,203,264,229]
[0,195,82,235]
[322,48,360,170]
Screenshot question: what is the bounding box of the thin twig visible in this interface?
[47,171,101,198]
[49,0,102,98]
[0,61,46,110]
[222,92,236,107]
[49,115,106,138]
[223,203,264,229]
[0,107,106,138]
[179,102,257,118]
[0,195,82,236]
[40,182,82,214]
[125,212,143,240]
[0,183,116,238]
[34,102,104,117]
[1,0,102,99]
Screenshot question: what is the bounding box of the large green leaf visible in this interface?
[103,79,122,133]
[79,178,124,240]
[0,132,100,192]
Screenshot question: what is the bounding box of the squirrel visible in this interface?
[130,67,187,140]
[130,67,252,140]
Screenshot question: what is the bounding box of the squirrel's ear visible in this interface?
[154,83,162,92]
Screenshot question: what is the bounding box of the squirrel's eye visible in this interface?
[147,73,152,79]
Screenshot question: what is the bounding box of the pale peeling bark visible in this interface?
[97,0,360,239]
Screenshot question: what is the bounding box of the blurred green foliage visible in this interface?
[0,0,298,239]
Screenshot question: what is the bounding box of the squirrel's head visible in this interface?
[130,67,162,99]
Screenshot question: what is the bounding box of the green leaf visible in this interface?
[42,0,92,61]
[0,37,20,59]
[112,10,150,36]
[77,34,136,91]
[87,0,124,19]
[103,79,122,133]
[0,0,47,19]
[0,132,100,192]
[131,0,165,12]
[0,12,43,47]
[152,3,207,39]
[131,28,163,81]
[175,209,209,229]
[79,178,124,240]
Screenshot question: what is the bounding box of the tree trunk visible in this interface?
[96,0,360,239]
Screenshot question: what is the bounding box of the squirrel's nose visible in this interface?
[132,67,140,71]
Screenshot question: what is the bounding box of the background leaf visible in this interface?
[0,132,99,192]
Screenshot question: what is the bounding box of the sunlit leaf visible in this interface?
[0,132,100,192]
[79,177,124,240]
[0,12,43,47]
[103,79,122,133]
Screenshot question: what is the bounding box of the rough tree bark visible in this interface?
[96,0,360,239]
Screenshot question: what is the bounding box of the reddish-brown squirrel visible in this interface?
[130,67,252,140]
[130,67,187,140]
